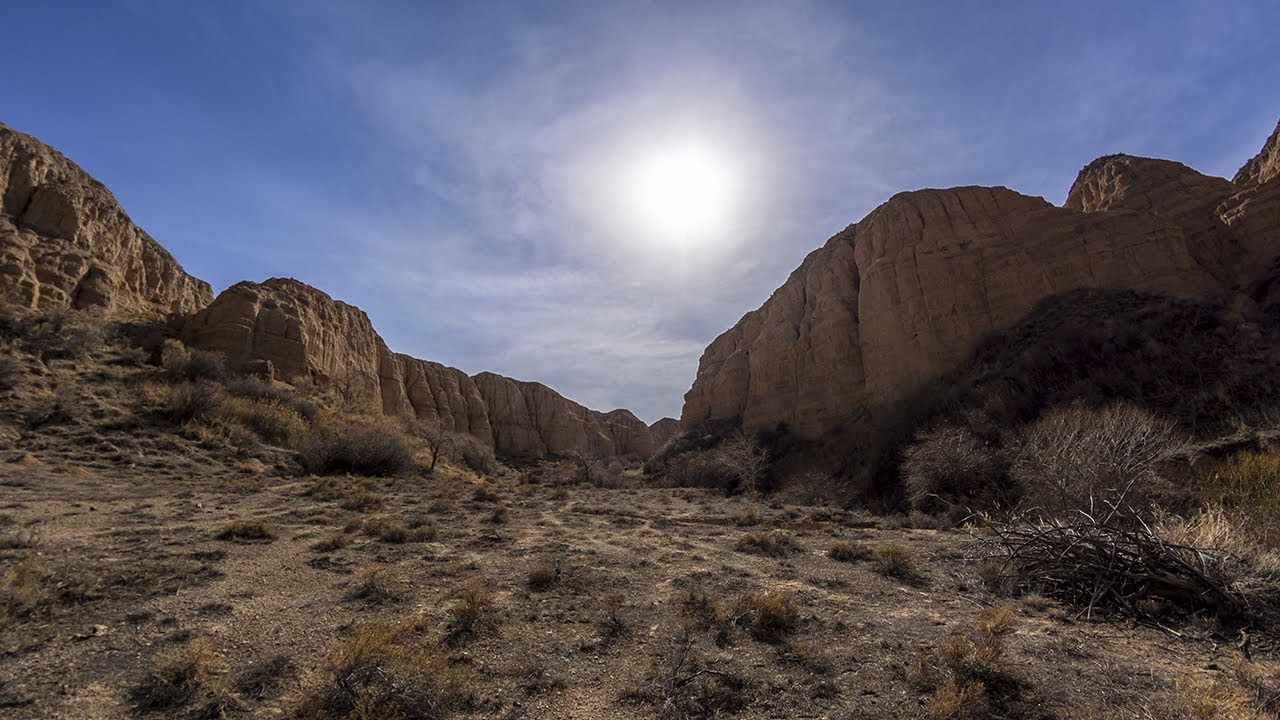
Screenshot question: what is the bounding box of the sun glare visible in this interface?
[630,142,733,243]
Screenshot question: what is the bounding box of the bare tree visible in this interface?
[712,430,768,493]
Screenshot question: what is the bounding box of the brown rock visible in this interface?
[648,417,681,449]
[186,278,654,459]
[0,123,210,317]
[184,278,385,409]
[1234,118,1280,189]
[682,118,1280,440]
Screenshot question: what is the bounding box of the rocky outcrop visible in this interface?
[648,418,681,449]
[184,278,386,408]
[682,117,1280,440]
[0,123,210,317]
[473,373,657,459]
[1234,118,1280,189]
[185,278,658,459]
[381,353,494,445]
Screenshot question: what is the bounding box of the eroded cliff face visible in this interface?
[472,373,656,460]
[0,123,211,317]
[682,118,1280,440]
[184,279,659,459]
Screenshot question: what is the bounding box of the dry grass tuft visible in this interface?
[734,591,798,643]
[828,541,871,563]
[526,559,560,591]
[446,580,499,641]
[292,618,471,720]
[733,530,800,558]
[871,543,924,582]
[215,520,275,543]
[349,566,406,605]
[129,638,235,719]
[161,382,224,425]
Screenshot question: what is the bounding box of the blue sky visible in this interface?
[5,1,1279,422]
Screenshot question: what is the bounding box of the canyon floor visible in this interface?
[1,452,1271,719]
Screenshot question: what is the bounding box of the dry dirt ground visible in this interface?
[0,454,1267,719]
[0,339,1273,719]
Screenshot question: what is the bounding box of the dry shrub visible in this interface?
[161,339,226,382]
[912,605,1017,719]
[216,396,306,447]
[527,559,560,591]
[902,424,1006,513]
[734,591,797,643]
[298,417,414,476]
[216,520,275,542]
[292,618,471,720]
[1009,403,1186,515]
[828,541,871,563]
[871,544,924,582]
[733,531,799,558]
[129,638,235,719]
[226,376,318,421]
[162,382,224,425]
[711,431,768,493]
[487,501,510,524]
[676,587,733,642]
[8,309,107,361]
[446,580,498,641]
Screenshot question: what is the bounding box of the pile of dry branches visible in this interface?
[984,506,1245,620]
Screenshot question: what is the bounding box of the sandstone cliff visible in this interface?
[185,278,657,459]
[682,118,1280,440]
[0,123,211,317]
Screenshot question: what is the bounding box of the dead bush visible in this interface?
[902,424,1007,513]
[711,431,769,493]
[298,417,414,476]
[358,517,436,544]
[235,653,295,701]
[311,531,351,553]
[129,638,235,718]
[1009,403,1186,516]
[161,339,226,382]
[9,309,107,361]
[292,618,471,719]
[161,382,224,425]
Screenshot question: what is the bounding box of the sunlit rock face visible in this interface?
[0,123,211,317]
[682,117,1280,440]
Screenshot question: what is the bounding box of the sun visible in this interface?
[629,142,734,242]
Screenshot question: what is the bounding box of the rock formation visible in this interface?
[184,278,659,459]
[682,118,1280,440]
[0,123,210,317]
[648,417,681,449]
